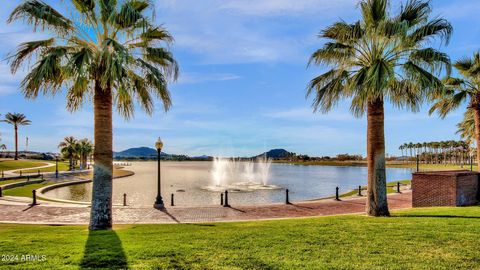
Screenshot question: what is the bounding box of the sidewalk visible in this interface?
[0,191,412,225]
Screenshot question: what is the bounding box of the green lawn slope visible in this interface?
[0,207,479,269]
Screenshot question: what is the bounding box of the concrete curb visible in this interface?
[0,179,45,191]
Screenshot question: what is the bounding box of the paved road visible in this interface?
[0,191,412,225]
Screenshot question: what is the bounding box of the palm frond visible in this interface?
[409,18,453,45]
[8,0,73,34]
[307,69,349,113]
[321,21,363,43]
[99,0,118,24]
[21,47,68,99]
[115,0,150,29]
[7,38,55,73]
[360,0,388,27]
[409,48,451,76]
[144,47,179,80]
[3,113,32,126]
[72,0,96,26]
[454,57,474,73]
[127,70,153,114]
[429,91,467,118]
[137,59,172,111]
[402,61,443,93]
[115,84,134,119]
[398,0,430,26]
[308,42,354,67]
[387,79,422,112]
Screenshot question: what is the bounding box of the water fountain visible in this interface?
[203,156,281,192]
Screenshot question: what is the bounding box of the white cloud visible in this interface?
[264,107,356,122]
[0,63,27,96]
[178,72,241,84]
[154,0,357,64]
[219,0,357,16]
[436,1,480,20]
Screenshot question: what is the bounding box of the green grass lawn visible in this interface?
[16,161,74,174]
[0,207,480,269]
[0,179,29,186]
[389,162,478,171]
[278,160,479,171]
[2,181,49,197]
[332,180,411,198]
[0,160,50,172]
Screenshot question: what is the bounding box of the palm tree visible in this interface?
[77,138,94,170]
[59,136,78,171]
[407,142,414,162]
[430,52,480,170]
[422,142,427,163]
[2,113,31,160]
[307,0,451,216]
[7,0,178,230]
[457,110,475,146]
[0,114,5,151]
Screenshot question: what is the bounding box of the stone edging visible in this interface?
[0,179,45,191]
[36,175,133,206]
[36,180,93,205]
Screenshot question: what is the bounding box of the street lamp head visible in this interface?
[155,137,163,150]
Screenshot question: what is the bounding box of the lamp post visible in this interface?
[55,155,59,178]
[154,137,165,209]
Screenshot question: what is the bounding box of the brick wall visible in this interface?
[412,171,479,208]
[456,174,479,206]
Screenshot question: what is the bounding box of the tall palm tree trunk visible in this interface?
[473,105,480,172]
[366,99,390,216]
[14,125,18,160]
[89,82,113,230]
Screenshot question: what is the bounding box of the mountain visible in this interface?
[254,149,294,159]
[113,147,204,161]
[193,155,213,159]
[113,147,293,160]
[114,147,163,158]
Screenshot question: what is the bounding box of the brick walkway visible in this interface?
[0,191,412,225]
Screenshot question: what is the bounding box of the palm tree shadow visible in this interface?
[80,230,127,269]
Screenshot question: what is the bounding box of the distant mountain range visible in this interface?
[113,147,160,158]
[113,147,294,160]
[113,147,208,160]
[255,149,294,159]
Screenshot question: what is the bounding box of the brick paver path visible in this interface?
[0,191,412,225]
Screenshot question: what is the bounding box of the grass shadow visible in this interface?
[80,230,127,269]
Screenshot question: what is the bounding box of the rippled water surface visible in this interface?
[45,161,412,206]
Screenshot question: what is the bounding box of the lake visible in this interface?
[44,161,413,206]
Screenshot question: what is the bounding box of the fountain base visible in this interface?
[201,181,282,192]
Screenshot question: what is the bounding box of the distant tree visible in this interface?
[59,136,78,171]
[2,113,31,160]
[77,139,94,170]
[0,114,5,151]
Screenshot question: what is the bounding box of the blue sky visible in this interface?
[0,0,479,157]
